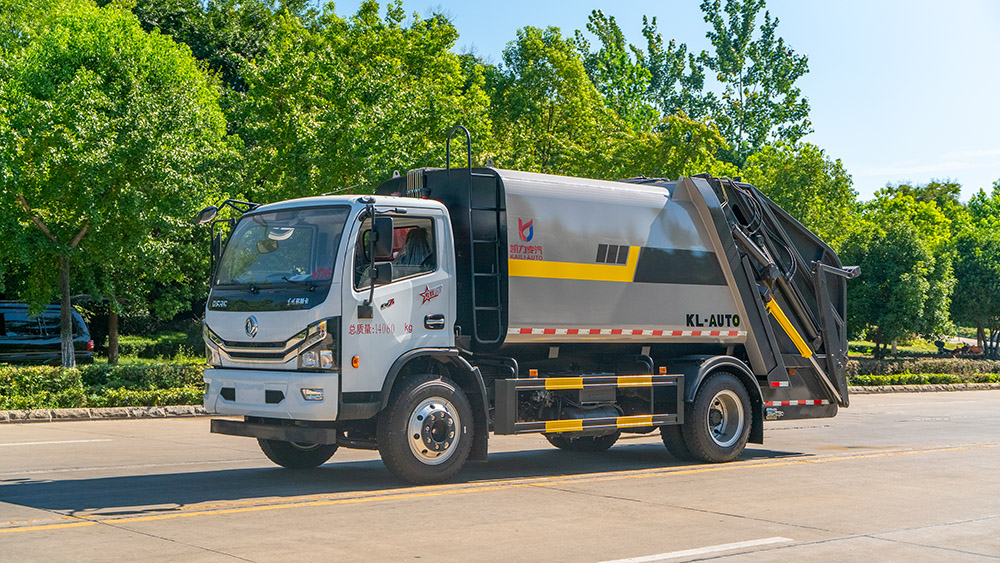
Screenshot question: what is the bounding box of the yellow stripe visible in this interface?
[766,298,813,358]
[616,415,654,427]
[545,377,584,390]
[617,375,653,387]
[545,419,584,433]
[509,246,640,282]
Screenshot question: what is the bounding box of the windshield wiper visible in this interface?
[281,276,318,291]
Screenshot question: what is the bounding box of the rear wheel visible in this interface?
[659,424,695,461]
[545,431,620,452]
[681,372,751,462]
[257,439,338,469]
[377,374,474,484]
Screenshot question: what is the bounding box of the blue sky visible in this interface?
[333,0,1000,201]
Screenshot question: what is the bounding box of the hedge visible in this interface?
[117,331,204,359]
[0,363,204,410]
[848,373,1000,386]
[848,357,1000,376]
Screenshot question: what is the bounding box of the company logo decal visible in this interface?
[518,218,534,242]
[380,298,395,310]
[686,313,740,328]
[245,315,258,338]
[419,285,442,304]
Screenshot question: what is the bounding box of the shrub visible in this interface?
[847,357,1000,376]
[0,362,204,409]
[80,362,203,389]
[117,331,205,359]
[849,373,1000,386]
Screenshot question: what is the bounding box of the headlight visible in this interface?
[300,350,318,368]
[296,318,339,371]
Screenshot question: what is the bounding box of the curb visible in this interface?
[0,405,209,423]
[848,382,1000,394]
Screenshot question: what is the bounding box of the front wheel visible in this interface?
[680,372,752,463]
[545,431,620,452]
[257,439,338,469]
[377,374,474,484]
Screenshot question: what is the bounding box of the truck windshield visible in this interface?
[215,207,350,288]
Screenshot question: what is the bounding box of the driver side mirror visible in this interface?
[373,216,394,262]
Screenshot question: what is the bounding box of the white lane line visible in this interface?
[599,537,794,563]
[0,439,112,447]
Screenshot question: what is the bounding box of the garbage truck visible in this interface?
[199,128,858,484]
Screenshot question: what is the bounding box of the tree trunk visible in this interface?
[976,323,985,351]
[59,254,75,369]
[108,309,119,365]
[891,339,897,356]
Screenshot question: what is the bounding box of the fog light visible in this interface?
[301,388,324,401]
[301,350,318,367]
[320,350,333,369]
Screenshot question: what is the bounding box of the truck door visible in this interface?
[342,211,455,394]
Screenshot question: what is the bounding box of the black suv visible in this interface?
[0,303,94,365]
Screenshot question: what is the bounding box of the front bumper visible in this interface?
[203,368,339,421]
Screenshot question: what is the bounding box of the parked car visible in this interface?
[0,302,93,365]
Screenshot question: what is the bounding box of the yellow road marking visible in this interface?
[1,443,995,535]
[509,246,640,282]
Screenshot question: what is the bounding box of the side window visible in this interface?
[354,217,436,290]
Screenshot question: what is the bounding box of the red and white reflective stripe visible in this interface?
[508,328,746,337]
[764,399,830,406]
[770,381,790,388]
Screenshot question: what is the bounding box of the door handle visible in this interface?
[424,314,445,330]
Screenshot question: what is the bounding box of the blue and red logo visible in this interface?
[518,218,534,242]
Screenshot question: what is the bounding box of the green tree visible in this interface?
[952,186,1000,356]
[574,10,658,131]
[229,1,492,202]
[489,25,613,174]
[0,0,227,366]
[638,14,711,120]
[839,194,955,355]
[699,0,810,165]
[742,143,857,243]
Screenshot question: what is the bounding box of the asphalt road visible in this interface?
[1,391,998,562]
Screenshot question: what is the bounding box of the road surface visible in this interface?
[1,391,998,562]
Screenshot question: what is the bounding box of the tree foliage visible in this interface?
[0,0,227,365]
[699,0,810,165]
[742,142,857,243]
[952,187,1000,356]
[839,194,955,354]
[228,1,492,202]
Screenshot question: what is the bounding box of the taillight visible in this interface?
[87,340,94,351]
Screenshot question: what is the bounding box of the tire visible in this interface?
[257,439,338,469]
[659,424,695,461]
[377,374,474,484]
[681,372,752,463]
[545,431,620,452]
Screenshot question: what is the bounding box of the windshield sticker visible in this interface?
[419,285,442,304]
[287,297,309,306]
